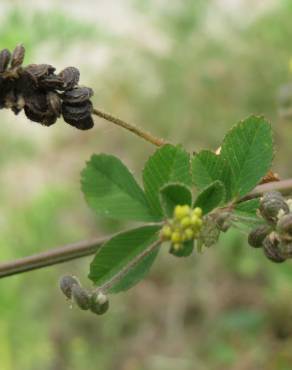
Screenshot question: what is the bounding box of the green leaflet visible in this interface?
[143,144,191,219]
[160,182,192,218]
[81,154,157,222]
[193,181,225,214]
[89,225,160,293]
[220,115,273,199]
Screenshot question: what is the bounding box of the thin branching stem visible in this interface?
[0,237,105,278]
[93,107,167,147]
[1,179,292,279]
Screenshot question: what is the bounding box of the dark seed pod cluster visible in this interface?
[59,275,109,315]
[247,191,292,263]
[259,191,289,224]
[0,44,94,130]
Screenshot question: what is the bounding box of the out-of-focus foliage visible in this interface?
[1,0,292,369]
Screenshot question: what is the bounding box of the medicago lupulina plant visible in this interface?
[1,45,291,316]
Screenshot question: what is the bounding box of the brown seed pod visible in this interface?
[58,66,80,90]
[10,44,25,68]
[39,74,64,89]
[63,113,94,130]
[42,112,58,126]
[263,233,285,263]
[62,101,93,118]
[47,91,62,117]
[24,64,55,82]
[72,285,91,310]
[61,87,94,104]
[24,105,46,124]
[279,242,292,259]
[277,213,292,242]
[11,94,25,115]
[0,49,11,73]
[259,191,289,223]
[90,292,109,315]
[62,101,94,130]
[59,275,80,299]
[248,225,271,248]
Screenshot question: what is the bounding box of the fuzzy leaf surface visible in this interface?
[81,154,156,221]
[89,225,160,293]
[160,183,192,218]
[220,116,273,199]
[193,180,225,214]
[143,144,191,218]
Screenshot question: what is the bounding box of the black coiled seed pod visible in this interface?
[59,275,80,299]
[72,285,91,310]
[10,44,25,69]
[259,191,289,224]
[58,66,80,90]
[248,225,271,248]
[0,44,95,130]
[90,292,109,315]
[0,49,11,73]
[263,233,285,263]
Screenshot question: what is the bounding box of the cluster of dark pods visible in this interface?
[59,275,109,315]
[0,44,94,130]
[248,191,292,263]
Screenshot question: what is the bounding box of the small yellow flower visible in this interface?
[192,207,202,217]
[184,228,194,240]
[171,231,181,243]
[190,215,203,227]
[180,216,191,228]
[174,205,190,220]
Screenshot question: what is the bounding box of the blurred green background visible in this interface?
[1,0,292,369]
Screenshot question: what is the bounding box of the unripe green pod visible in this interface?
[263,234,285,263]
[72,285,91,310]
[90,291,109,315]
[59,275,80,299]
[259,191,289,223]
[248,225,271,248]
[277,213,292,242]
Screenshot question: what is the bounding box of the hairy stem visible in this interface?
[1,179,292,279]
[0,237,105,278]
[240,179,292,202]
[93,107,167,147]
[98,240,161,293]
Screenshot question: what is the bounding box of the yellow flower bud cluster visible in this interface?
[161,205,203,251]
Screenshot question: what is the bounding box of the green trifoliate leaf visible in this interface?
[160,182,192,218]
[193,180,225,214]
[89,225,160,293]
[220,115,273,199]
[81,154,157,222]
[191,150,231,201]
[143,144,191,218]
